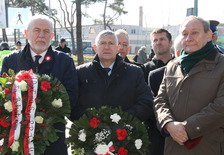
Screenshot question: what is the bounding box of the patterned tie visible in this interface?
[34,55,42,66]
[104,68,111,74]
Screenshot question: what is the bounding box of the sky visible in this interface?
[50,0,224,28]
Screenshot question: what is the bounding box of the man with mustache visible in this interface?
[1,15,78,155]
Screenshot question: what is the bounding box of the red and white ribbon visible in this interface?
[96,141,115,155]
[8,80,23,148]
[23,74,38,155]
[8,71,38,155]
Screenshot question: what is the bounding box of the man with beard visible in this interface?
[144,29,173,83]
[1,15,78,155]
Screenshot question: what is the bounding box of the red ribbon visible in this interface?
[96,145,115,155]
[8,82,19,148]
[109,145,115,152]
[23,78,34,155]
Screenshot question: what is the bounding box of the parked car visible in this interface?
[83,46,95,54]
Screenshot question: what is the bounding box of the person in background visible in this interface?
[1,15,78,155]
[15,41,22,51]
[148,49,155,61]
[137,45,148,64]
[154,16,224,155]
[56,38,71,55]
[73,30,154,126]
[144,28,173,84]
[115,29,145,73]
[115,29,130,61]
[0,42,12,70]
[209,20,224,53]
[147,35,182,155]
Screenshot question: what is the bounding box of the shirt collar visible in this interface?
[30,48,47,64]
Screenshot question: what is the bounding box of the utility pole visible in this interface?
[194,0,198,16]
[48,0,51,17]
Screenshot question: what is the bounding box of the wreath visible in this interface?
[0,69,70,155]
[67,106,151,155]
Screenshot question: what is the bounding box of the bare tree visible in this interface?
[76,0,84,65]
[57,0,76,56]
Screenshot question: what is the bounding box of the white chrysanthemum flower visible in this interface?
[35,116,44,124]
[135,139,143,150]
[94,144,109,154]
[42,74,51,81]
[110,113,121,124]
[10,141,20,152]
[4,100,13,112]
[51,98,63,108]
[78,129,86,142]
[19,81,28,92]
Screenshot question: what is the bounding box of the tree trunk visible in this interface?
[14,29,17,43]
[53,18,57,47]
[71,28,76,55]
[2,29,8,42]
[76,0,84,65]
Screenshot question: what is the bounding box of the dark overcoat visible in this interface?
[73,54,154,123]
[1,43,78,155]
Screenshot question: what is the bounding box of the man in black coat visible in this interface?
[55,38,71,55]
[144,28,173,84]
[209,20,224,53]
[73,30,154,124]
[147,35,182,155]
[115,29,146,74]
[1,15,78,155]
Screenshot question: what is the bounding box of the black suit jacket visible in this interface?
[148,66,166,97]
[148,66,166,155]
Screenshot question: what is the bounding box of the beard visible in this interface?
[28,39,51,54]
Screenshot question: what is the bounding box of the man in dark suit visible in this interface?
[209,20,224,53]
[115,29,146,73]
[55,38,71,55]
[148,35,182,155]
[144,29,173,84]
[1,15,78,155]
[73,30,154,124]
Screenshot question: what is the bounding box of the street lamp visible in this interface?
[194,0,198,16]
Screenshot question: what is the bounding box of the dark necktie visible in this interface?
[35,55,42,66]
[104,68,111,74]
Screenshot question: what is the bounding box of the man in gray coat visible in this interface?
[73,30,154,124]
[137,46,147,64]
[154,16,224,155]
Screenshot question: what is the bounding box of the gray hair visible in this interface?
[95,30,118,46]
[27,15,53,33]
[180,16,210,33]
[115,29,130,46]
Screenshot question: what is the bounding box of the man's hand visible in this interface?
[165,121,188,145]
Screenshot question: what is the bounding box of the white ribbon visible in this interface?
[14,81,23,141]
[26,74,38,155]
